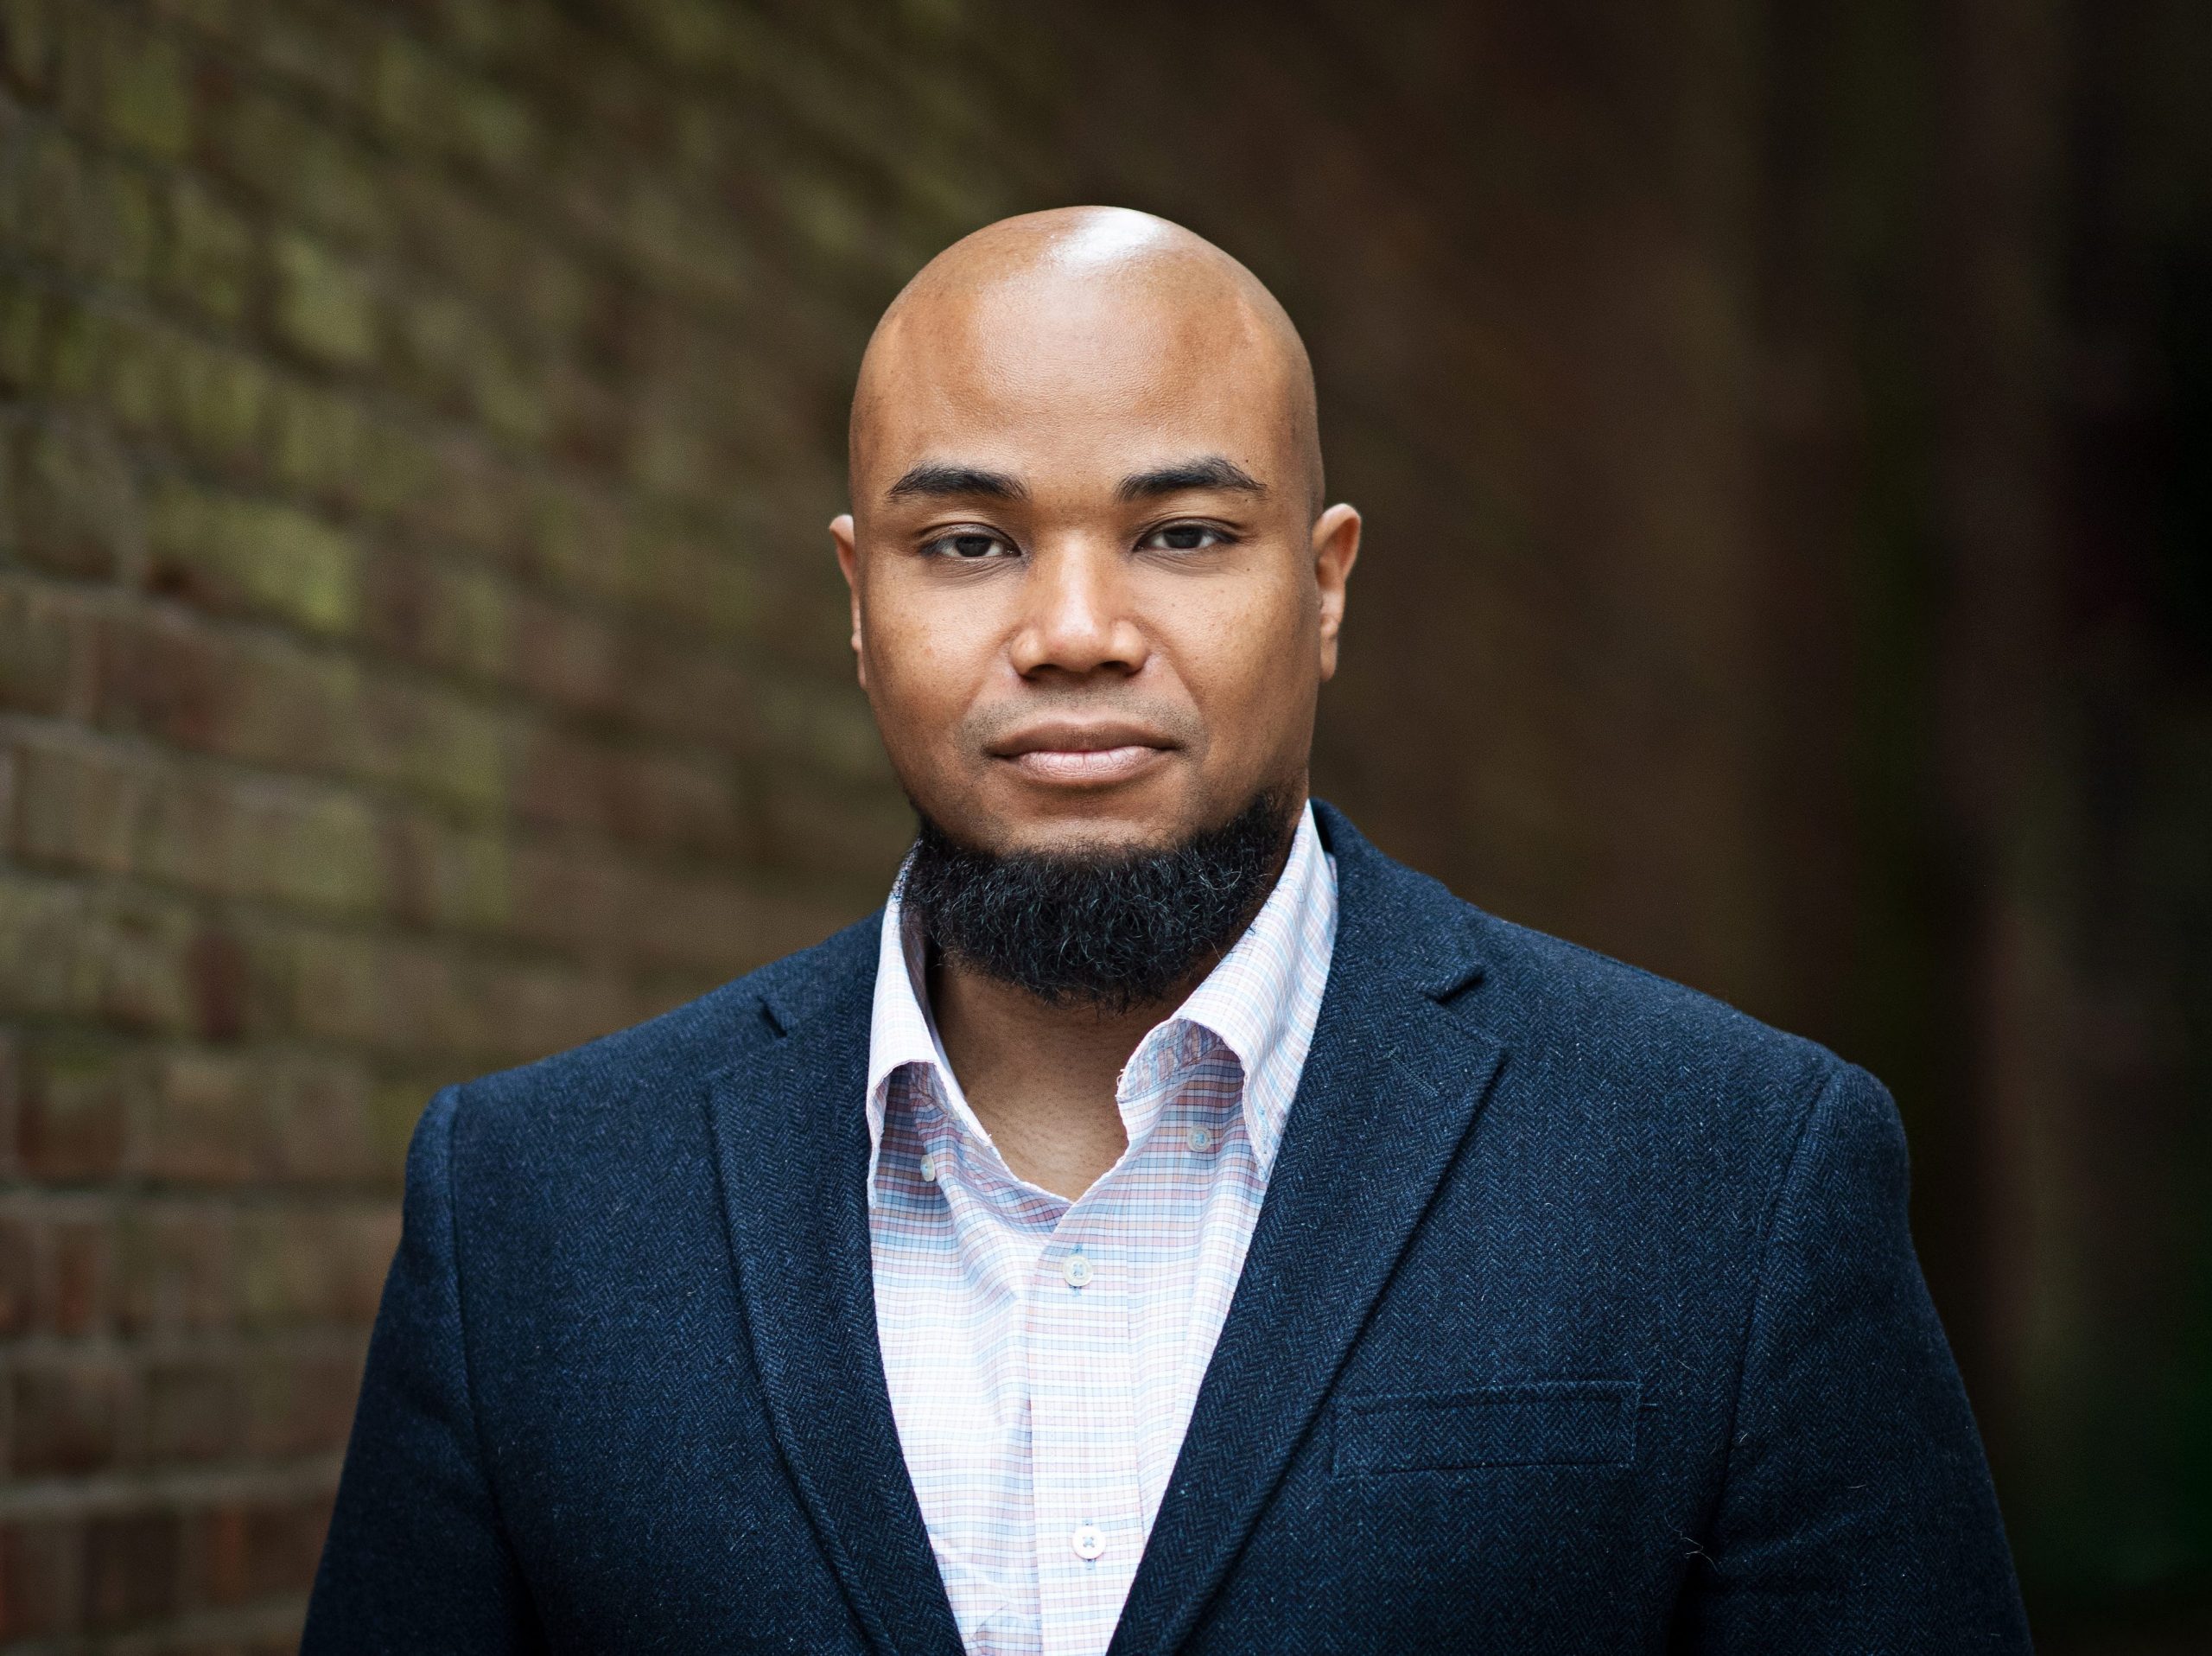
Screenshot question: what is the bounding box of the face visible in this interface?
[833,268,1360,858]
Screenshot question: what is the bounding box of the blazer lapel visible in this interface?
[704,965,965,1656]
[1109,809,1509,1655]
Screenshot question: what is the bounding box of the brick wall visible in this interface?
[0,0,1027,1640]
[2,0,2206,1648]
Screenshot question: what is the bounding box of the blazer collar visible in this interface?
[1108,800,1505,1653]
[706,948,965,1656]
[710,802,1503,1656]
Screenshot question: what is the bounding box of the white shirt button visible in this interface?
[1062,1253,1093,1290]
[1186,1124,1214,1152]
[918,1153,938,1183]
[1070,1523,1105,1561]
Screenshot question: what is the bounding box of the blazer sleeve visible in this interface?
[303,1086,542,1653]
[1675,1061,2033,1652]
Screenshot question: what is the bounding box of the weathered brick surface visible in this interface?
[0,0,984,1635]
[2,0,2205,1646]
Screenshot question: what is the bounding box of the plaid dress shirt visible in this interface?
[865,800,1338,1656]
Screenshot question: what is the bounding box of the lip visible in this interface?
[986,720,1179,787]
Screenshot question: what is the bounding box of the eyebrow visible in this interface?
[885,463,1029,501]
[1116,455,1267,500]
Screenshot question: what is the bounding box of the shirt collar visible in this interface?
[863,799,1338,1204]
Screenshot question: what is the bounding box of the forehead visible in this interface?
[855,271,1300,494]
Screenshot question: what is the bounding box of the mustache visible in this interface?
[956,696,1205,751]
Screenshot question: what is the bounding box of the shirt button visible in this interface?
[1186,1124,1214,1153]
[1070,1523,1106,1561]
[1062,1253,1094,1290]
[918,1153,938,1184]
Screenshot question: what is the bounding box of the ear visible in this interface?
[1311,503,1361,682]
[830,513,866,690]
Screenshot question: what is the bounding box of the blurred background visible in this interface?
[0,0,2205,1647]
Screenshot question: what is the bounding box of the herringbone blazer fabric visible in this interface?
[304,802,2031,1653]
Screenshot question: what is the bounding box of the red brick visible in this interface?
[82,1506,183,1631]
[243,1339,365,1455]
[142,1045,261,1182]
[0,576,97,718]
[10,413,145,579]
[94,606,363,774]
[0,1025,17,1175]
[241,1491,331,1596]
[188,1490,332,1608]
[116,1203,236,1334]
[236,1204,396,1328]
[0,0,60,104]
[513,725,747,858]
[0,1212,31,1334]
[0,1514,78,1640]
[142,1354,241,1463]
[47,1211,112,1335]
[10,1353,128,1474]
[17,1033,138,1179]
[7,736,144,876]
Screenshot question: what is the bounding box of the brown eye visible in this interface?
[923,532,1015,559]
[1141,523,1228,552]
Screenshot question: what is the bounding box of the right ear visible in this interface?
[830,513,865,689]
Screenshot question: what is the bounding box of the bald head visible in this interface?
[850,207,1324,518]
[830,206,1359,869]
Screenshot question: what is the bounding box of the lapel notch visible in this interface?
[1109,807,1509,1655]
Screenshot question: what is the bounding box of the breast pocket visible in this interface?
[1332,1380,1640,1475]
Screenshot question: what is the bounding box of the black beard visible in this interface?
[899,791,1298,1013]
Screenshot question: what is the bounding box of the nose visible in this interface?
[1007,536,1150,681]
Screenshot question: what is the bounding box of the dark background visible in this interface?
[0,0,2205,1647]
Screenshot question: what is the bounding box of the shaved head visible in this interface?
[830,204,1358,876]
[851,207,1325,519]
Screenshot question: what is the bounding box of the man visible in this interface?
[307,208,2030,1653]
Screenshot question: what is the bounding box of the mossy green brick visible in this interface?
[267,114,391,252]
[616,0,752,73]
[147,0,241,37]
[82,9,194,161]
[269,379,366,506]
[7,741,140,876]
[374,682,510,818]
[12,415,144,579]
[92,310,169,434]
[390,284,478,404]
[144,481,363,637]
[270,232,379,369]
[372,34,539,179]
[0,271,45,392]
[159,175,257,325]
[0,0,53,101]
[163,332,273,468]
[0,576,88,716]
[468,338,550,449]
[46,296,115,401]
[351,411,439,519]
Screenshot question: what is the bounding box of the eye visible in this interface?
[1138,522,1232,553]
[921,530,1018,560]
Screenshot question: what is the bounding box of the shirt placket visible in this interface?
[1028,1201,1143,1656]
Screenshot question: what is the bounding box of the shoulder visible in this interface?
[426,912,880,1153]
[1468,905,1838,1101]
[1319,801,1849,1150]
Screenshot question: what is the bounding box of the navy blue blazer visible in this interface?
[306,803,2030,1653]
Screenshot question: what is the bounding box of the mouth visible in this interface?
[986,720,1179,787]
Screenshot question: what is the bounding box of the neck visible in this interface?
[928,953,1213,1201]
[915,791,1307,1200]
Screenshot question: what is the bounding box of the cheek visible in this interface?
[862,582,997,736]
[1153,574,1313,723]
